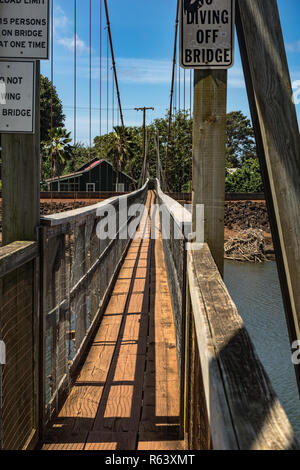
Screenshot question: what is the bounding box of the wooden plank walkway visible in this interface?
[42,191,185,451]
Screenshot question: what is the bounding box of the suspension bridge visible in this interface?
[1,0,300,452]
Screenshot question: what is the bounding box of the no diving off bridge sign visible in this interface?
[180,0,235,69]
[0,0,49,59]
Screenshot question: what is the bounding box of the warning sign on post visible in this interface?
[0,0,49,59]
[180,0,235,69]
[0,60,35,133]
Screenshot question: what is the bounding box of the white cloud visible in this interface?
[116,58,172,84]
[58,35,90,55]
[286,40,300,52]
[68,57,172,85]
[54,5,70,32]
[53,5,89,56]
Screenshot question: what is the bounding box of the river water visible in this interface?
[224,260,300,441]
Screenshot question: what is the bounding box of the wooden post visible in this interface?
[236,0,300,388]
[1,62,41,445]
[2,61,40,245]
[192,70,227,276]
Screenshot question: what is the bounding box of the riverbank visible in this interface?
[224,201,275,261]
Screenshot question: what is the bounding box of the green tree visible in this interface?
[226,111,256,168]
[40,75,65,142]
[94,126,141,184]
[225,158,263,193]
[92,110,257,193]
[41,127,72,178]
[63,143,97,175]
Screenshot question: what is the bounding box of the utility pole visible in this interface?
[135,107,154,187]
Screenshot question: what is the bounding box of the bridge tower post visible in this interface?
[236,0,300,389]
[2,62,40,245]
[192,70,227,276]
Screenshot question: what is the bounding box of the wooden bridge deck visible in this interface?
[42,191,185,451]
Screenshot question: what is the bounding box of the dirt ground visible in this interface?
[40,199,105,216]
[0,199,273,252]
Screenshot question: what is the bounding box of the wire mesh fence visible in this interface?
[0,243,39,450]
[41,183,148,423]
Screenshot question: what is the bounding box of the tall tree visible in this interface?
[41,127,72,177]
[92,110,258,193]
[225,158,263,193]
[40,75,65,142]
[226,111,256,168]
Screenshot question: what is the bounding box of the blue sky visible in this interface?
[41,0,300,144]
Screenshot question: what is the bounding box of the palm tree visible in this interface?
[42,127,73,177]
[106,126,132,189]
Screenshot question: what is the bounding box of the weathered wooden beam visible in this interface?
[192,70,227,276]
[187,243,299,450]
[236,0,300,384]
[0,241,38,278]
[1,62,40,245]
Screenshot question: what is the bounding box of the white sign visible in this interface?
[0,0,49,59]
[0,60,35,133]
[180,0,235,69]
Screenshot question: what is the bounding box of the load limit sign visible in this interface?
[0,0,49,59]
[180,0,235,69]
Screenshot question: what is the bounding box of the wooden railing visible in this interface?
[39,191,131,200]
[40,181,148,426]
[156,184,299,450]
[0,242,40,450]
[156,180,191,381]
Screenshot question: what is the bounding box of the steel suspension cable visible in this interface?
[99,0,103,192]
[103,0,125,130]
[165,0,180,192]
[50,0,54,198]
[89,0,92,186]
[73,0,77,198]
[106,27,109,137]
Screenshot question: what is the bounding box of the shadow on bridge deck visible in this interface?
[42,191,185,451]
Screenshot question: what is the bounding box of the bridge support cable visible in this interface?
[135,107,154,188]
[73,0,77,200]
[89,0,92,186]
[154,133,165,189]
[104,0,125,130]
[50,0,54,199]
[104,0,129,190]
[99,0,103,192]
[165,0,180,192]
